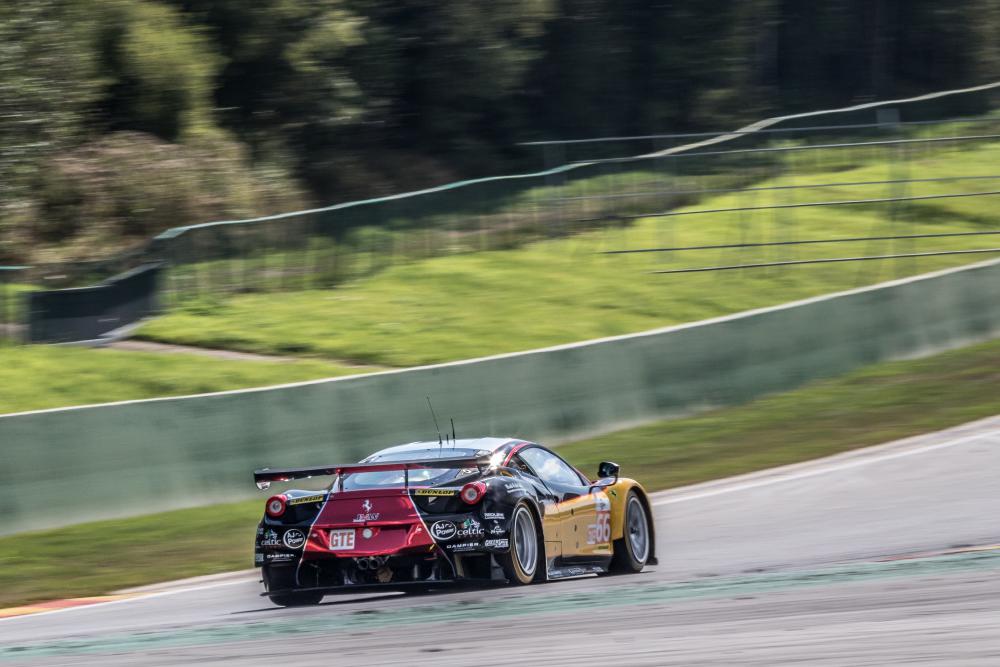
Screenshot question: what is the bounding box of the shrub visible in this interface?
[34,131,309,260]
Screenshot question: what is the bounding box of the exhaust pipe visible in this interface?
[355,556,387,570]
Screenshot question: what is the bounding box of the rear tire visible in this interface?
[498,503,543,585]
[609,491,651,574]
[263,565,324,607]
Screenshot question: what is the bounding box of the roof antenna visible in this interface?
[450,418,457,444]
[426,397,443,451]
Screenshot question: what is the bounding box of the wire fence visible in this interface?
[649,248,1000,274]
[603,229,1000,255]
[116,81,992,302]
[522,79,1000,162]
[6,81,1000,342]
[155,119,1000,301]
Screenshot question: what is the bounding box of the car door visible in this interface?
[505,452,564,561]
[518,447,606,561]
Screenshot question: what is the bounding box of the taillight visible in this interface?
[460,482,486,505]
[265,495,287,518]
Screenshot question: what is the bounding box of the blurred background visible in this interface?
[2,0,1000,636]
[2,0,999,270]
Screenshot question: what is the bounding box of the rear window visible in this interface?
[340,448,483,491]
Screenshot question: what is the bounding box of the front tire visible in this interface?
[498,503,543,585]
[609,491,651,574]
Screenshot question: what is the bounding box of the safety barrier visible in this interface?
[25,263,162,344]
[1,257,999,534]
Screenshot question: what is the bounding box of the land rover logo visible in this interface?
[283,528,306,549]
[431,521,457,541]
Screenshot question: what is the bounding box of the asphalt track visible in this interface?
[2,415,999,665]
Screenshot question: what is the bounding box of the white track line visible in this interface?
[0,578,253,625]
[652,428,997,507]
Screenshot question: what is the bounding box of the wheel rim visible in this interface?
[513,507,538,576]
[626,496,649,563]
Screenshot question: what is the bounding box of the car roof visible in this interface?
[369,437,519,458]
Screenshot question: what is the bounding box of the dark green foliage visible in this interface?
[95,1,219,141]
[0,1,102,260]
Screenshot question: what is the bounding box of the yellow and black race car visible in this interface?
[253,437,657,606]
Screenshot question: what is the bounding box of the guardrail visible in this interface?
[2,256,998,534]
[24,263,163,344]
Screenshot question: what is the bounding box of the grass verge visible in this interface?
[2,336,998,607]
[0,346,360,415]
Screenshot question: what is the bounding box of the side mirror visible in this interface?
[597,461,620,480]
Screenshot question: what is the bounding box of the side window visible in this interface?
[508,455,535,476]
[519,448,586,487]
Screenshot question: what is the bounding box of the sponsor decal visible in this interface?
[586,516,611,544]
[415,488,456,497]
[257,526,264,536]
[483,512,505,520]
[329,528,356,550]
[431,521,457,541]
[587,494,612,545]
[266,552,297,562]
[261,529,281,547]
[288,494,325,506]
[489,521,505,535]
[353,499,380,523]
[455,517,485,538]
[549,564,603,578]
[254,553,264,564]
[504,483,522,492]
[283,528,306,549]
[445,542,480,552]
[484,538,509,549]
[458,468,478,476]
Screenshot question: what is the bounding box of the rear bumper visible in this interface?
[264,548,504,593]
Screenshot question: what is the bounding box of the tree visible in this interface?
[0,0,102,260]
[96,0,220,141]
[0,1,101,202]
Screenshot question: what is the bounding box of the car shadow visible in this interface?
[232,582,506,615]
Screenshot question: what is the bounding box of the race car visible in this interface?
[252,437,656,606]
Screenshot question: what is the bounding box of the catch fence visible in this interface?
[150,80,1000,302]
[152,116,1000,301]
[6,82,1000,342]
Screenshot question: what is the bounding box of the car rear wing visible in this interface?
[253,455,492,490]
